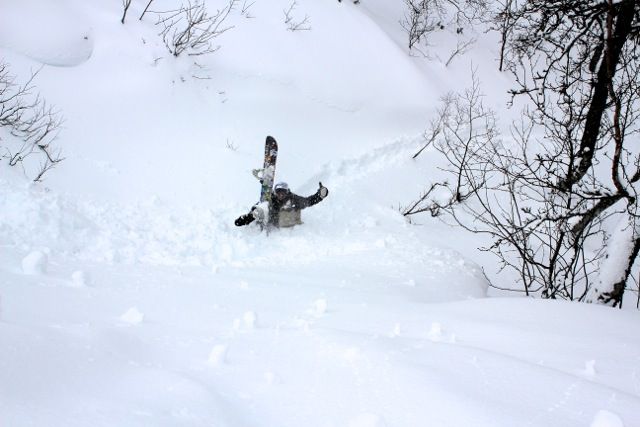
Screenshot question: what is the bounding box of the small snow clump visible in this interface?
[70,270,90,287]
[590,410,624,427]
[120,307,144,325]
[22,250,48,275]
[208,344,228,366]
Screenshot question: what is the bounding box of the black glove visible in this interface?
[317,182,329,199]
[235,212,255,226]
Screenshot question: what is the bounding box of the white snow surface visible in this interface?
[1,0,639,426]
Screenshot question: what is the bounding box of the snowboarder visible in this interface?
[235,181,329,228]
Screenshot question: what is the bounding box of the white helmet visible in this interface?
[274,182,289,193]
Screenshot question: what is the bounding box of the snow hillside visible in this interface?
[2,259,639,427]
[1,0,640,426]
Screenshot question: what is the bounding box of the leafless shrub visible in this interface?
[444,36,476,66]
[401,0,488,60]
[241,0,255,18]
[405,70,498,217]
[406,71,604,299]
[0,62,63,181]
[156,0,238,57]
[284,1,311,32]
[401,0,438,51]
[139,0,156,21]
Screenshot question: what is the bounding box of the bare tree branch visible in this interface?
[139,0,155,21]
[122,0,133,24]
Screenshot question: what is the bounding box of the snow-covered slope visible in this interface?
[1,0,639,426]
[1,0,443,205]
[2,257,638,426]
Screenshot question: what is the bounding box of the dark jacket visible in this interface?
[268,190,323,227]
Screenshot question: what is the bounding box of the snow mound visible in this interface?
[70,270,90,288]
[0,0,93,67]
[348,413,386,427]
[208,344,229,366]
[120,307,144,325]
[590,410,624,427]
[21,250,48,275]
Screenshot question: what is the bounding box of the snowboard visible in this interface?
[235,136,278,227]
[254,135,278,203]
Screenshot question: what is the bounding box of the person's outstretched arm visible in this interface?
[293,182,329,209]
